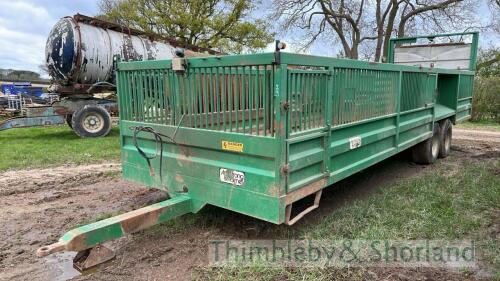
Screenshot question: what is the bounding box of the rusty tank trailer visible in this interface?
[1,14,218,137]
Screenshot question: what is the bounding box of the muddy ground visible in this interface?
[0,130,498,281]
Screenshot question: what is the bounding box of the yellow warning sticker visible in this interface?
[222,141,244,152]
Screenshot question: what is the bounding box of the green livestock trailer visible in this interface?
[37,32,479,268]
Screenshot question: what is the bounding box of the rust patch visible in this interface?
[120,207,162,233]
[66,232,88,252]
[284,178,326,205]
[273,120,285,135]
[267,184,282,197]
[175,174,184,184]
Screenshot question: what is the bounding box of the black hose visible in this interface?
[131,126,180,182]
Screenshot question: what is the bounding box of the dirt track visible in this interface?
[454,129,500,143]
[0,129,498,281]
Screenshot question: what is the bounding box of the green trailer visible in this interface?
[37,32,479,268]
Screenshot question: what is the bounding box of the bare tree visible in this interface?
[273,0,477,61]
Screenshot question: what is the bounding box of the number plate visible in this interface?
[349,136,362,149]
[219,168,245,186]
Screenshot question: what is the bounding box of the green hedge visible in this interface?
[472,76,500,123]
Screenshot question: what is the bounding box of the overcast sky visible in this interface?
[0,0,100,74]
[0,0,498,76]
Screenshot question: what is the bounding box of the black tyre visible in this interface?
[438,119,452,158]
[66,114,73,129]
[71,105,112,138]
[411,123,441,165]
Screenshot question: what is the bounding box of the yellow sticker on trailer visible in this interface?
[222,141,244,152]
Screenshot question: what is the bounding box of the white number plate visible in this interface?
[219,168,245,186]
[349,136,362,149]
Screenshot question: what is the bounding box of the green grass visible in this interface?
[0,125,120,171]
[195,157,500,280]
[457,120,500,132]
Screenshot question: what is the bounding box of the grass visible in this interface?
[457,120,500,132]
[0,125,120,171]
[194,156,500,280]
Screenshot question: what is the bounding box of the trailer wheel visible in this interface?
[439,119,452,158]
[71,105,112,138]
[66,114,73,129]
[412,123,441,164]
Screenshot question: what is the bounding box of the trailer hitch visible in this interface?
[37,195,193,269]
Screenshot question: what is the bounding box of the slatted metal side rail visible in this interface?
[332,68,399,126]
[118,65,276,136]
[288,70,328,134]
[400,72,433,112]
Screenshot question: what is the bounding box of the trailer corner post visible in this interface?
[36,195,193,257]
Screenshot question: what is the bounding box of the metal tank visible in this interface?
[45,14,176,85]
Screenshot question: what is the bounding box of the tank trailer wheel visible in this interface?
[412,123,441,165]
[65,114,73,129]
[438,119,452,158]
[71,105,112,138]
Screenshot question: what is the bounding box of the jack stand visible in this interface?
[73,244,116,271]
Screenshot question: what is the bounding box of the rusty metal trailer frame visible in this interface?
[37,32,478,267]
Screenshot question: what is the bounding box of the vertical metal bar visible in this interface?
[306,73,314,129]
[131,72,137,121]
[395,71,402,150]
[235,67,240,133]
[221,67,226,131]
[241,67,246,134]
[263,68,268,136]
[256,66,260,135]
[296,72,300,132]
[137,71,144,122]
[215,67,222,131]
[272,68,276,135]
[171,70,178,125]
[120,71,127,121]
[167,70,174,125]
[154,70,160,123]
[248,66,253,134]
[181,71,187,126]
[152,70,159,123]
[274,64,287,194]
[202,68,207,129]
[185,69,192,127]
[213,67,219,130]
[294,72,298,132]
[157,70,165,124]
[207,67,214,129]
[195,68,202,127]
[215,67,220,130]
[150,71,157,123]
[120,71,128,121]
[228,67,233,132]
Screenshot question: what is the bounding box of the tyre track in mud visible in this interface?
[0,163,122,196]
[0,164,167,281]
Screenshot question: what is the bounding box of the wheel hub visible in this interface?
[82,113,105,133]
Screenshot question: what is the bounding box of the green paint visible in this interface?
[115,40,477,224]
[50,33,478,253]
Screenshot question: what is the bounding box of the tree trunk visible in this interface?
[381,1,400,62]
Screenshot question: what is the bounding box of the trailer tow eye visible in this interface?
[36,196,193,269]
